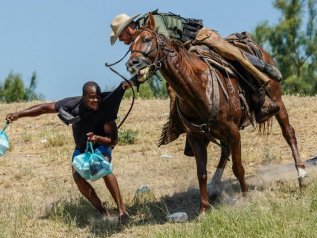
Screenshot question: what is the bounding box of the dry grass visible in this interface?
[0,96,317,237]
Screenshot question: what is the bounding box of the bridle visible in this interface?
[129,28,175,72]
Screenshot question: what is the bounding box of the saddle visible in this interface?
[225,31,263,59]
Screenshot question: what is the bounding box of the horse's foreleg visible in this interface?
[208,141,230,200]
[274,100,308,187]
[188,134,209,214]
[227,128,248,194]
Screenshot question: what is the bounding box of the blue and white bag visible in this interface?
[72,142,112,181]
[0,122,10,156]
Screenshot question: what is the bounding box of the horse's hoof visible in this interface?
[298,168,309,188]
[298,174,310,188]
[208,185,222,204]
[208,183,221,196]
[197,210,206,221]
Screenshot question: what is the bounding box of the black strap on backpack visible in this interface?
[167,11,203,42]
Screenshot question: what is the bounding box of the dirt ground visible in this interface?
[0,96,317,237]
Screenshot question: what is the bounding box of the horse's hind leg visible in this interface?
[208,141,230,201]
[274,98,308,187]
[268,82,308,187]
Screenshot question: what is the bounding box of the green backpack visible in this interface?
[137,9,203,42]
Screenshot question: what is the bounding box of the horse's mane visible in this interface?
[170,41,207,75]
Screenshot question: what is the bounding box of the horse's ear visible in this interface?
[148,13,155,30]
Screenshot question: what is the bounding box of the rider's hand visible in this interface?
[6,112,19,123]
[121,80,135,89]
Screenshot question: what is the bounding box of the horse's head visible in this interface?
[126,13,170,83]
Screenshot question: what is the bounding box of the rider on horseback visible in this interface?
[109,10,281,122]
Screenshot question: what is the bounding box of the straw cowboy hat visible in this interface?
[110,13,140,45]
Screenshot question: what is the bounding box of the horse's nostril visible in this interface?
[128,57,141,66]
[127,58,142,69]
[132,60,140,65]
[126,57,149,74]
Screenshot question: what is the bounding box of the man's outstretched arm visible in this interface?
[6,102,57,123]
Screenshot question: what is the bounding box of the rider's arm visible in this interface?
[6,102,57,123]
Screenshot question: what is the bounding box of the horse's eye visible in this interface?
[144,37,151,43]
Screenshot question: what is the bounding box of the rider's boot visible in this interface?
[253,86,280,123]
[263,63,282,82]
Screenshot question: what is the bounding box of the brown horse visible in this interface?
[127,14,308,214]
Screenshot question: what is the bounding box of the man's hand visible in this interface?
[6,112,19,123]
[87,132,98,143]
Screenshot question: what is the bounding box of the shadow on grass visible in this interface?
[39,176,266,237]
[39,197,127,236]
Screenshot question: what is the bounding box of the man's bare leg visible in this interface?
[103,174,126,215]
[72,168,108,215]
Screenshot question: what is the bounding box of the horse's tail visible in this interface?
[257,117,273,134]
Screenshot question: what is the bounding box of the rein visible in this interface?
[105,50,136,129]
[106,30,174,129]
[105,49,131,67]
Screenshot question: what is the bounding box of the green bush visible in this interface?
[118,129,138,145]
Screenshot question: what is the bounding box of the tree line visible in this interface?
[0,72,42,102]
[254,0,317,95]
[1,0,316,102]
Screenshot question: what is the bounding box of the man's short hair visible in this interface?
[82,81,101,96]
